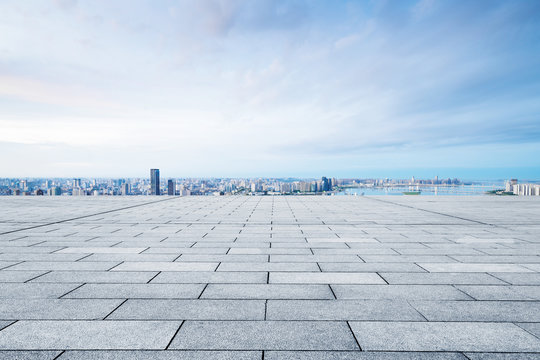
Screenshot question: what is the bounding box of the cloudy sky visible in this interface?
[1,0,540,179]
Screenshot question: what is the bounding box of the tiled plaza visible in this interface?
[0,195,539,359]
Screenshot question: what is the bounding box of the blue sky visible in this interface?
[1,0,540,180]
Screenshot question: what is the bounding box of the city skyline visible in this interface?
[2,1,540,179]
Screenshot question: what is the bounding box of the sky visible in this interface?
[1,0,540,180]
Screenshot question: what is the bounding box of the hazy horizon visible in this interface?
[2,0,540,178]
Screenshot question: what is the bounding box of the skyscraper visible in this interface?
[167,179,175,196]
[150,169,160,195]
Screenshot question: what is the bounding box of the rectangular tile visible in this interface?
[217,262,319,272]
[169,321,359,350]
[332,284,471,300]
[411,300,540,322]
[111,262,218,272]
[267,300,425,321]
[0,320,181,350]
[108,299,265,320]
[64,283,206,299]
[417,263,533,273]
[0,299,123,320]
[349,321,540,352]
[270,272,385,284]
[152,271,267,284]
[380,272,506,285]
[201,284,334,299]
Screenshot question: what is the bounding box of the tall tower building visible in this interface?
[150,169,160,195]
[167,179,175,196]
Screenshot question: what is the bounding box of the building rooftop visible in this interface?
[0,195,539,359]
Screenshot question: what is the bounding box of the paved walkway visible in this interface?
[0,196,539,359]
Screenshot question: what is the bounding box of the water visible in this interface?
[338,184,503,196]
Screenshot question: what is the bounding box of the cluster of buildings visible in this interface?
[505,179,540,196]
[3,171,536,197]
[0,170,340,196]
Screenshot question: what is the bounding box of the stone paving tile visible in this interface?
[108,299,265,320]
[201,284,334,299]
[269,272,385,284]
[8,261,120,271]
[0,320,181,349]
[456,285,540,300]
[0,283,80,298]
[57,247,147,254]
[152,271,267,284]
[64,283,206,299]
[349,321,540,352]
[464,354,540,360]
[417,263,533,273]
[0,270,49,283]
[488,273,540,285]
[169,321,359,350]
[411,300,540,322]
[267,300,425,321]
[58,350,261,359]
[0,299,123,320]
[265,351,467,359]
[380,272,507,285]
[31,271,158,283]
[217,262,319,272]
[318,263,426,272]
[110,262,218,272]
[0,351,62,360]
[332,284,471,300]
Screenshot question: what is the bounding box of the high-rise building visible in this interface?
[121,183,130,196]
[167,179,175,195]
[73,178,81,188]
[150,169,160,195]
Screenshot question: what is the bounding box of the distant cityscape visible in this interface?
[0,169,538,196]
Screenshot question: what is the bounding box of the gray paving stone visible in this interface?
[417,263,533,273]
[31,271,157,283]
[0,299,123,320]
[0,283,80,298]
[411,300,540,322]
[456,285,540,300]
[0,271,50,283]
[265,351,467,359]
[464,353,540,360]
[0,351,62,360]
[58,350,261,359]
[57,247,147,254]
[217,262,319,272]
[349,321,540,352]
[267,300,425,321]
[152,271,267,284]
[0,320,181,349]
[380,272,506,285]
[332,285,471,300]
[201,284,334,299]
[270,255,362,263]
[490,273,540,285]
[108,299,265,320]
[64,283,206,299]
[9,262,120,271]
[169,321,359,350]
[79,254,178,262]
[177,254,268,262]
[270,272,385,284]
[319,263,426,272]
[111,262,218,272]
